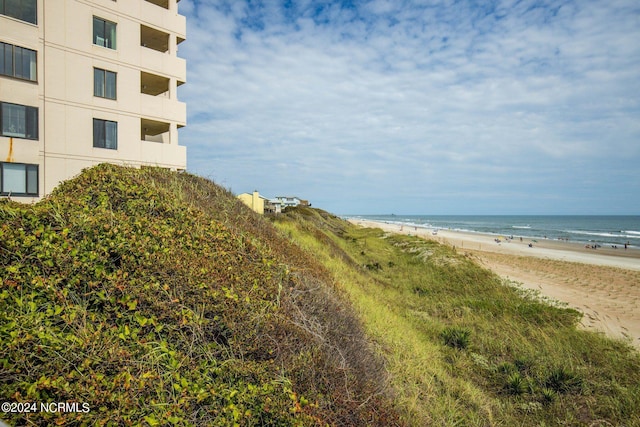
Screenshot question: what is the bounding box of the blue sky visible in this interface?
[176,0,640,215]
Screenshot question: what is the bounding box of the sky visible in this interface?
[176,0,640,215]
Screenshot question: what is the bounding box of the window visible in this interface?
[93,17,116,49]
[0,0,37,24]
[93,119,117,149]
[0,162,38,196]
[94,68,116,99]
[0,102,38,139]
[0,42,37,81]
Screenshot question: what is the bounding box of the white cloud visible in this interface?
[178,0,640,214]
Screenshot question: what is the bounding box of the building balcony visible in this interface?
[140,94,186,125]
[141,25,169,53]
[141,71,169,96]
[141,118,170,143]
[140,136,186,169]
[139,0,186,38]
[145,0,170,9]
[139,47,186,81]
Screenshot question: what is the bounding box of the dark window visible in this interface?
[94,68,117,99]
[0,102,38,139]
[0,42,37,81]
[0,0,37,24]
[0,162,38,196]
[93,16,117,49]
[93,118,117,149]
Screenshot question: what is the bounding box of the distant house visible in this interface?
[239,192,309,215]
[237,191,265,214]
[272,196,310,210]
[263,199,280,215]
[238,190,281,215]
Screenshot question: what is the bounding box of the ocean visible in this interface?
[347,215,640,248]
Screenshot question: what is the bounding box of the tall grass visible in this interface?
[273,207,640,426]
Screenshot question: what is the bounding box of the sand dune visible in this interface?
[349,219,640,348]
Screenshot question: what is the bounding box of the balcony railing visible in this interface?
[139,47,186,80]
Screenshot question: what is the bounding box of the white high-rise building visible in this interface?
[0,0,187,201]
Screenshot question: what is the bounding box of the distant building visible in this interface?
[1,0,187,201]
[263,198,280,215]
[272,196,309,210]
[238,192,310,215]
[237,191,265,214]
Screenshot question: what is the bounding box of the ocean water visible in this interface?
[348,215,640,248]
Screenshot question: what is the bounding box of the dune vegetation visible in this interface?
[0,165,397,426]
[273,207,640,426]
[1,164,639,426]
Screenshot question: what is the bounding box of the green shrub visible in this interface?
[441,326,471,349]
[544,367,583,394]
[540,388,557,404]
[0,164,398,426]
[497,362,516,375]
[505,373,527,395]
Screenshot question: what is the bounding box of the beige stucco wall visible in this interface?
[238,192,265,215]
[0,0,187,200]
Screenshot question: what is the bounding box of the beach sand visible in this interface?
[348,219,640,348]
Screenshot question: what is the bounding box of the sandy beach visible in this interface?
[349,219,640,348]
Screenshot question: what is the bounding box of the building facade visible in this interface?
[273,196,309,209]
[1,0,187,202]
[237,191,265,215]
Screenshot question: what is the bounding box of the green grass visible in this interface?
[2,165,639,426]
[272,207,640,426]
[0,165,398,426]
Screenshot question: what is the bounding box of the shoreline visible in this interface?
[349,219,640,348]
[348,219,640,270]
[345,216,640,250]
